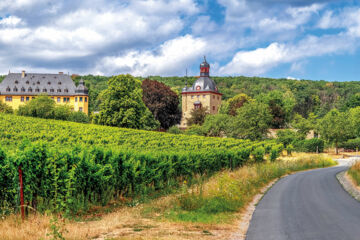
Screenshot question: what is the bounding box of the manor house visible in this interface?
[0,71,89,114]
[180,58,222,128]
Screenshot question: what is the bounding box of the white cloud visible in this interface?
[0,16,23,27]
[219,32,357,76]
[95,35,207,76]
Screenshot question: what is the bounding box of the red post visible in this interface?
[18,166,25,221]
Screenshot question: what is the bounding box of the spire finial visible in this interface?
[204,56,206,62]
[185,68,188,88]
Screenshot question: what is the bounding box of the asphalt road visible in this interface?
[246,166,360,240]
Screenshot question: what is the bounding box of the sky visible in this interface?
[0,0,360,81]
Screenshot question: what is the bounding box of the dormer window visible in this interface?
[48,81,51,85]
[42,88,47,92]
[13,87,18,92]
[35,87,40,92]
[64,89,68,93]
[50,88,54,93]
[28,87,33,92]
[37,81,40,85]
[57,89,61,93]
[26,81,29,84]
[21,87,25,92]
[58,82,62,85]
[6,86,10,92]
[15,80,19,84]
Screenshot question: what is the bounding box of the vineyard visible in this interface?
[0,113,282,215]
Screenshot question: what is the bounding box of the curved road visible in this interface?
[246,166,360,240]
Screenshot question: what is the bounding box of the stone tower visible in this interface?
[180,57,222,128]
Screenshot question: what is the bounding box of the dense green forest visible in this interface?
[2,74,360,117]
[71,75,360,117]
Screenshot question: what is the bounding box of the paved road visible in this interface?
[246,166,360,240]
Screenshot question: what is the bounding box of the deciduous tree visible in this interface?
[97,74,159,130]
[141,79,181,129]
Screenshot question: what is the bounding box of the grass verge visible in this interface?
[164,154,336,223]
[348,161,360,186]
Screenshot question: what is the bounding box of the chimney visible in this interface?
[21,70,25,78]
[59,72,63,75]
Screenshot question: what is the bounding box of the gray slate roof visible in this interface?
[0,73,88,96]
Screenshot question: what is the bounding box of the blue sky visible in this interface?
[0,0,360,81]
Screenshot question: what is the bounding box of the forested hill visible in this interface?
[2,74,360,118]
[76,75,360,117]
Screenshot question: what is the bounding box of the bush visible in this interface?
[293,138,324,153]
[185,124,205,136]
[276,129,300,147]
[286,144,294,156]
[339,138,360,150]
[68,111,90,123]
[54,105,72,120]
[252,147,265,162]
[168,126,182,134]
[0,101,13,114]
[270,144,283,161]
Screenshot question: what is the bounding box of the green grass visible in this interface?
[165,155,336,223]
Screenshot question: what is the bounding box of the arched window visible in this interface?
[13,87,18,92]
[42,88,47,92]
[28,87,33,92]
[21,87,25,92]
[64,89,68,93]
[35,87,40,92]
[50,88,54,93]
[15,80,19,84]
[57,89,61,93]
[6,86,10,92]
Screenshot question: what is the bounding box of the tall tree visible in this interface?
[97,74,159,130]
[186,107,209,126]
[233,100,272,140]
[227,93,251,116]
[317,109,352,154]
[141,79,181,129]
[0,101,13,114]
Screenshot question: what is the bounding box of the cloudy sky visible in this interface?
[0,0,359,81]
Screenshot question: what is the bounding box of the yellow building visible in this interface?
[0,71,89,114]
[180,58,222,128]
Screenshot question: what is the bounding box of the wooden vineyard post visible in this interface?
[18,166,25,221]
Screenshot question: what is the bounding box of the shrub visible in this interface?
[339,138,360,150]
[0,101,13,114]
[293,138,324,153]
[286,144,294,156]
[270,144,283,161]
[185,124,205,136]
[168,126,182,134]
[276,129,299,147]
[54,105,72,121]
[252,147,265,162]
[68,111,90,123]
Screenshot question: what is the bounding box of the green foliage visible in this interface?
[68,111,90,123]
[286,144,294,156]
[348,106,360,138]
[291,113,317,138]
[47,216,67,240]
[233,100,272,140]
[270,144,283,161]
[97,74,159,130]
[17,95,89,124]
[201,114,235,137]
[186,107,209,126]
[0,113,281,215]
[18,95,55,119]
[276,129,300,147]
[0,101,13,114]
[292,138,324,153]
[317,109,352,153]
[252,147,265,162]
[227,93,251,116]
[168,126,182,134]
[185,124,205,136]
[257,90,296,128]
[338,138,360,150]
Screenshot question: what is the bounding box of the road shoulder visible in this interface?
[337,170,360,202]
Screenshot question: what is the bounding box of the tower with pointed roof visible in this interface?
[180,57,222,128]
